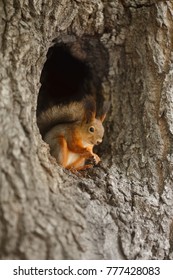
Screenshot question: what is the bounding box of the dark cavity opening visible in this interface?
[37,44,92,115]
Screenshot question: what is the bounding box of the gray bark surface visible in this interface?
[0,0,173,259]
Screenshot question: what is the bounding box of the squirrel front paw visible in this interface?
[92,153,101,165]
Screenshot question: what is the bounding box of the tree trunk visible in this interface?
[0,0,173,260]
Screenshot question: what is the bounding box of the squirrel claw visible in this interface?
[92,154,101,165]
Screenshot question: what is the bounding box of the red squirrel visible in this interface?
[37,96,109,170]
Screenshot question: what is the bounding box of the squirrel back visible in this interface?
[37,99,86,136]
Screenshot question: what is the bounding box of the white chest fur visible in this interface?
[66,151,81,166]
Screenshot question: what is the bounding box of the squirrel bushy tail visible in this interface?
[37,95,96,136]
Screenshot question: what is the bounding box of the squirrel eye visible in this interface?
[89,126,95,133]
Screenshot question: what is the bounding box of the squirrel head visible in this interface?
[80,118,105,146]
[78,97,109,146]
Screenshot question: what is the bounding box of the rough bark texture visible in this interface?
[0,0,173,259]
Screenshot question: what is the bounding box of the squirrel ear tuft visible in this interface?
[99,114,106,122]
[83,96,96,123]
[98,101,110,122]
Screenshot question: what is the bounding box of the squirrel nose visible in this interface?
[97,139,102,145]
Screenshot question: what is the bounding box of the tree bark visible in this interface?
[0,0,173,259]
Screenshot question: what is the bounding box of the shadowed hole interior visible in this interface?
[37,44,91,116]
